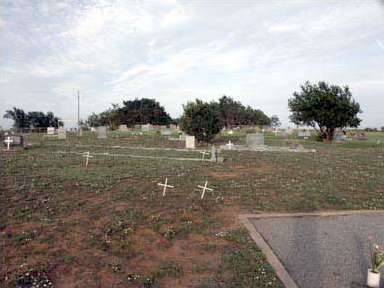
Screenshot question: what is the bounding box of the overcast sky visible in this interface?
[1,0,383,128]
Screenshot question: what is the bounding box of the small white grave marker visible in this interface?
[200,150,209,160]
[4,136,13,150]
[198,181,213,199]
[226,140,234,150]
[157,178,174,197]
[82,151,93,167]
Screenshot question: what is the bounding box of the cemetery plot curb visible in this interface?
[239,210,384,288]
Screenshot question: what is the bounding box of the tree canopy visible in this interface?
[288,81,362,141]
[4,107,62,128]
[86,98,172,128]
[217,96,271,127]
[180,99,223,143]
[180,96,272,142]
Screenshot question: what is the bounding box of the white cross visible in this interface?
[226,140,234,150]
[4,137,13,151]
[158,178,174,196]
[82,151,93,167]
[198,181,213,199]
[200,150,209,160]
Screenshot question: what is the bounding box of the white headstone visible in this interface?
[161,128,172,136]
[246,133,264,147]
[141,124,151,132]
[47,127,55,135]
[97,126,107,139]
[185,135,196,149]
[58,127,66,140]
[119,124,128,132]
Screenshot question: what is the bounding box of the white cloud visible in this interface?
[1,0,384,128]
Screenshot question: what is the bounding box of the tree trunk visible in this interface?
[325,128,335,142]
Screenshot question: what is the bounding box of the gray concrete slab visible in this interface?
[250,213,384,288]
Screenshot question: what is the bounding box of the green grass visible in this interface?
[1,131,384,287]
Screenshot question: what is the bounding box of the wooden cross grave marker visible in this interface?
[82,151,93,167]
[198,181,213,199]
[4,137,13,151]
[158,178,174,197]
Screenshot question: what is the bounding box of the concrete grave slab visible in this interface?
[240,211,384,288]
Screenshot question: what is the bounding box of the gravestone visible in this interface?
[47,127,55,135]
[298,130,311,139]
[185,135,196,149]
[97,126,107,139]
[3,135,24,148]
[58,127,66,140]
[211,145,217,162]
[246,133,264,148]
[141,124,150,132]
[119,124,128,132]
[335,134,347,142]
[161,128,172,136]
[170,124,178,130]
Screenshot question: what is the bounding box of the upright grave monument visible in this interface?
[97,126,107,139]
[47,127,55,135]
[185,135,196,149]
[119,124,128,132]
[58,127,66,140]
[246,133,264,148]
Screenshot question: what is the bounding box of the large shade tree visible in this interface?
[288,81,362,141]
[180,99,223,143]
[217,96,271,127]
[86,98,172,129]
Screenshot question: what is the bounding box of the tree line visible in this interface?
[3,81,363,142]
[3,107,62,129]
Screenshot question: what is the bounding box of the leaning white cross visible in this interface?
[198,181,213,199]
[82,151,93,167]
[200,150,209,160]
[4,136,13,151]
[158,178,174,197]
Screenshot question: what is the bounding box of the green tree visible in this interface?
[180,99,223,143]
[3,107,30,128]
[288,81,362,141]
[4,107,62,128]
[86,98,172,128]
[217,96,270,127]
[270,115,281,128]
[118,98,172,126]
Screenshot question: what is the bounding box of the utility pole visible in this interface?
[77,90,80,131]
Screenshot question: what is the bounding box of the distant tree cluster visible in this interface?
[86,98,172,129]
[3,107,62,128]
[180,96,272,142]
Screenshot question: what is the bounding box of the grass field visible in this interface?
[1,131,384,287]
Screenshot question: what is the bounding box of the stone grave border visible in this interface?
[239,210,384,288]
[54,150,213,162]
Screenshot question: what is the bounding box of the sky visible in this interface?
[0,0,384,129]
